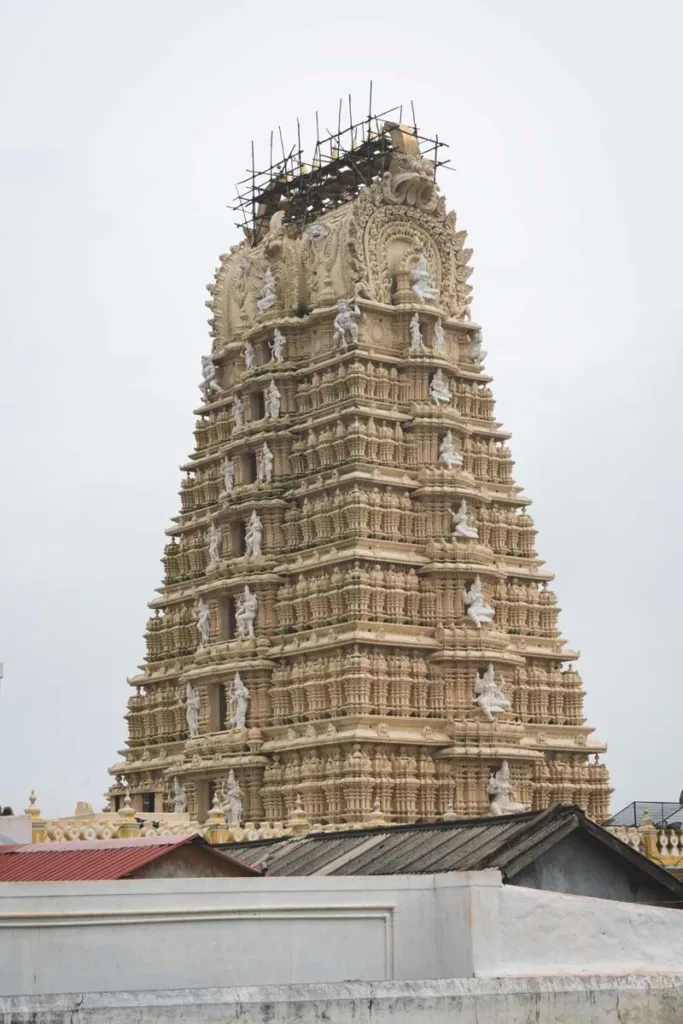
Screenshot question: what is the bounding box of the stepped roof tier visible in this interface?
[107,116,611,828]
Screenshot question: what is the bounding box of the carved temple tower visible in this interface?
[108,118,611,825]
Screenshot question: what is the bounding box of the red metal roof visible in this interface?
[0,835,259,882]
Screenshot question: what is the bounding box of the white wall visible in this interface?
[1,871,682,998]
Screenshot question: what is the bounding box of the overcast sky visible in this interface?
[1,0,681,818]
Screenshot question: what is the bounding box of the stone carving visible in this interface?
[196,598,211,645]
[470,328,487,364]
[257,442,274,484]
[265,380,281,420]
[172,776,187,813]
[489,761,526,816]
[438,430,462,468]
[429,369,452,405]
[451,500,478,540]
[199,356,221,400]
[233,394,244,428]
[474,664,511,721]
[381,150,439,213]
[235,585,257,639]
[185,682,200,739]
[207,524,221,569]
[243,340,255,372]
[333,299,361,350]
[433,318,445,353]
[411,254,439,302]
[228,672,250,730]
[222,769,243,826]
[270,328,287,362]
[256,267,277,315]
[409,313,424,351]
[222,457,235,494]
[464,576,495,628]
[245,509,263,558]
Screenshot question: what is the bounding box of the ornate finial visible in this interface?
[639,807,656,830]
[369,799,386,826]
[288,793,310,837]
[25,790,40,819]
[118,791,137,821]
[207,792,226,826]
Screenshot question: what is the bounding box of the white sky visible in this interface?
[1,0,681,817]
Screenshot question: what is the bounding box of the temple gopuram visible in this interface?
[107,108,611,827]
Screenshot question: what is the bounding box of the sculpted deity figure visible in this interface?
[430,369,452,405]
[245,509,263,558]
[196,598,212,645]
[222,457,235,494]
[333,299,361,350]
[256,267,277,315]
[270,328,287,362]
[265,380,281,419]
[185,682,200,739]
[232,394,244,429]
[243,340,255,372]
[235,585,257,639]
[257,442,274,484]
[222,769,243,826]
[229,672,250,730]
[451,500,478,540]
[464,576,495,628]
[474,664,511,722]
[489,761,526,816]
[438,430,462,468]
[470,328,487,364]
[207,523,221,569]
[172,776,187,814]
[409,313,424,351]
[433,318,445,354]
[410,254,439,303]
[199,355,221,400]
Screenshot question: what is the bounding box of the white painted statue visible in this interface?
[438,430,462,468]
[265,379,281,419]
[333,299,361,350]
[257,442,274,484]
[207,523,222,569]
[243,340,255,372]
[257,267,277,315]
[172,776,187,814]
[229,671,250,730]
[199,355,221,399]
[410,254,439,302]
[223,769,243,826]
[245,509,263,558]
[185,682,200,739]
[235,585,258,639]
[222,457,235,494]
[474,664,511,722]
[233,394,244,428]
[433,318,445,354]
[464,576,495,629]
[470,328,487,364]
[489,761,526,816]
[270,328,287,362]
[409,313,423,351]
[451,500,478,540]
[429,369,452,405]
[196,598,212,645]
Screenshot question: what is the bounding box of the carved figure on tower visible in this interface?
[438,430,462,468]
[409,313,424,351]
[232,394,244,428]
[222,457,235,494]
[474,664,511,721]
[243,340,255,372]
[172,777,187,813]
[270,328,287,362]
[464,576,495,628]
[489,761,527,816]
[199,355,221,400]
[245,509,263,558]
[256,267,277,315]
[265,380,281,419]
[222,769,243,826]
[229,672,250,730]
[410,254,439,302]
[257,442,273,484]
[185,682,200,739]
[451,500,478,540]
[235,585,257,639]
[207,523,221,569]
[430,369,452,405]
[196,598,211,645]
[433,318,445,353]
[333,299,360,350]
[470,328,487,364]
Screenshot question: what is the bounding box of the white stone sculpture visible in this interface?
[489,761,526,816]
[438,430,462,468]
[235,585,257,639]
[433,318,445,354]
[199,355,221,400]
[470,328,487,364]
[333,299,361,350]
[185,682,200,739]
[172,776,187,814]
[264,380,281,420]
[451,500,478,540]
[196,598,212,645]
[257,442,274,484]
[410,254,439,302]
[245,509,263,558]
[429,369,452,405]
[257,267,277,315]
[409,313,424,351]
[222,457,235,494]
[232,394,244,429]
[223,769,243,826]
[229,672,250,730]
[243,340,255,372]
[270,328,287,362]
[474,664,511,722]
[464,576,495,629]
[207,523,221,569]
